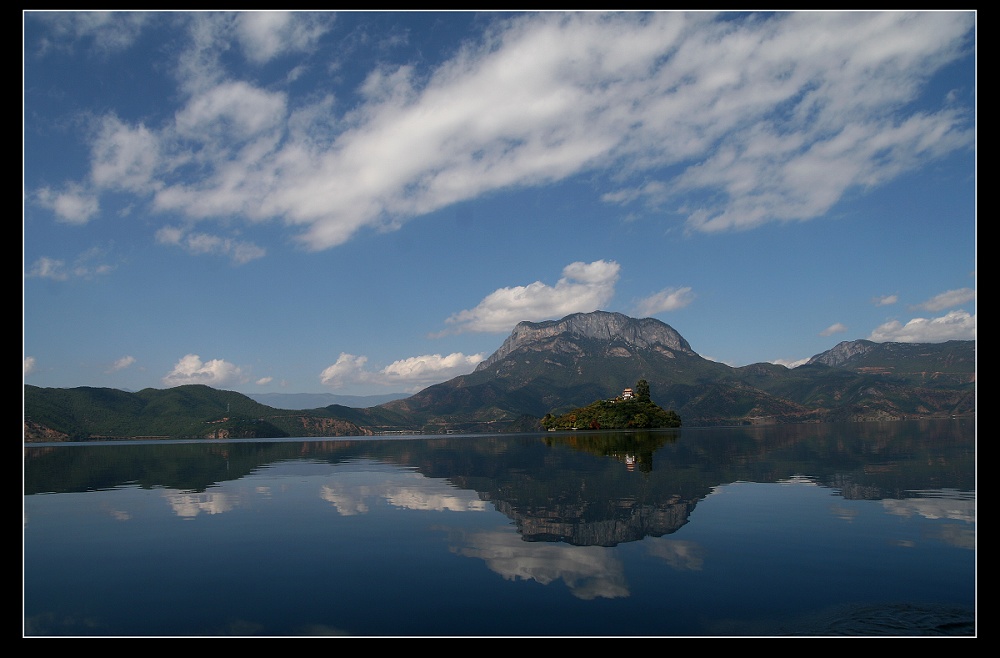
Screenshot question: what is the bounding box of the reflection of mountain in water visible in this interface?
[24,419,975,547]
[458,431,699,546]
[493,491,696,546]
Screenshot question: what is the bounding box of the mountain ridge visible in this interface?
[24,311,975,440]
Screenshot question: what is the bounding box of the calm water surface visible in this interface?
[23,419,976,637]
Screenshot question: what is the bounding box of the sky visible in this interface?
[23,10,976,397]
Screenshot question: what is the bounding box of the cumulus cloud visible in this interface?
[868,309,975,343]
[37,12,974,256]
[633,286,695,317]
[24,356,36,377]
[444,260,620,334]
[162,354,244,387]
[256,376,273,385]
[913,287,975,312]
[319,353,369,388]
[319,351,485,391]
[380,353,486,383]
[820,322,848,337]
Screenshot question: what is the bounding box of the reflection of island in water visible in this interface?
[484,431,696,546]
[24,419,975,547]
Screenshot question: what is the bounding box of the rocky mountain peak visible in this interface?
[806,340,877,367]
[475,310,694,371]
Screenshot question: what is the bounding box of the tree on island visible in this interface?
[541,379,681,430]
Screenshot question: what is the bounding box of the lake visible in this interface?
[23,418,976,637]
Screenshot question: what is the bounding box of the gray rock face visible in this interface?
[806,340,877,367]
[475,310,694,371]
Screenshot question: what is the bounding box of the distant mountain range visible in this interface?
[246,392,408,409]
[23,310,975,441]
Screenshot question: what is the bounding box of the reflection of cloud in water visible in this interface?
[320,485,370,516]
[778,475,819,486]
[830,504,859,523]
[163,491,235,518]
[321,471,488,516]
[455,530,629,600]
[881,493,975,550]
[645,538,704,571]
[927,523,975,550]
[881,495,975,523]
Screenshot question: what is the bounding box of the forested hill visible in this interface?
[23,384,371,441]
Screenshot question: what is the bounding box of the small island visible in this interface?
[540,379,682,430]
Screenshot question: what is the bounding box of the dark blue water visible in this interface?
[23,419,976,636]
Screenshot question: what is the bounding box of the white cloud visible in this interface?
[173,81,287,142]
[41,12,973,255]
[155,226,265,265]
[162,354,244,387]
[380,353,486,383]
[633,286,695,317]
[89,116,160,192]
[24,356,36,377]
[820,322,848,337]
[108,355,136,372]
[36,184,99,224]
[319,351,485,391]
[256,376,273,385]
[29,11,151,55]
[319,353,369,388]
[772,357,810,369]
[868,309,976,343]
[25,249,115,281]
[25,257,69,281]
[874,294,898,306]
[444,260,620,334]
[913,287,975,312]
[234,11,328,64]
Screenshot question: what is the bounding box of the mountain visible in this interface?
[246,391,408,409]
[23,311,975,440]
[343,311,974,431]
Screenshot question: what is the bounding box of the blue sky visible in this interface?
[23,11,976,397]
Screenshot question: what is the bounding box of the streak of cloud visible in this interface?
[913,287,975,312]
[633,286,695,317]
[36,12,974,257]
[820,323,848,337]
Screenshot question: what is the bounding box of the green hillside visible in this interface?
[23,384,370,441]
